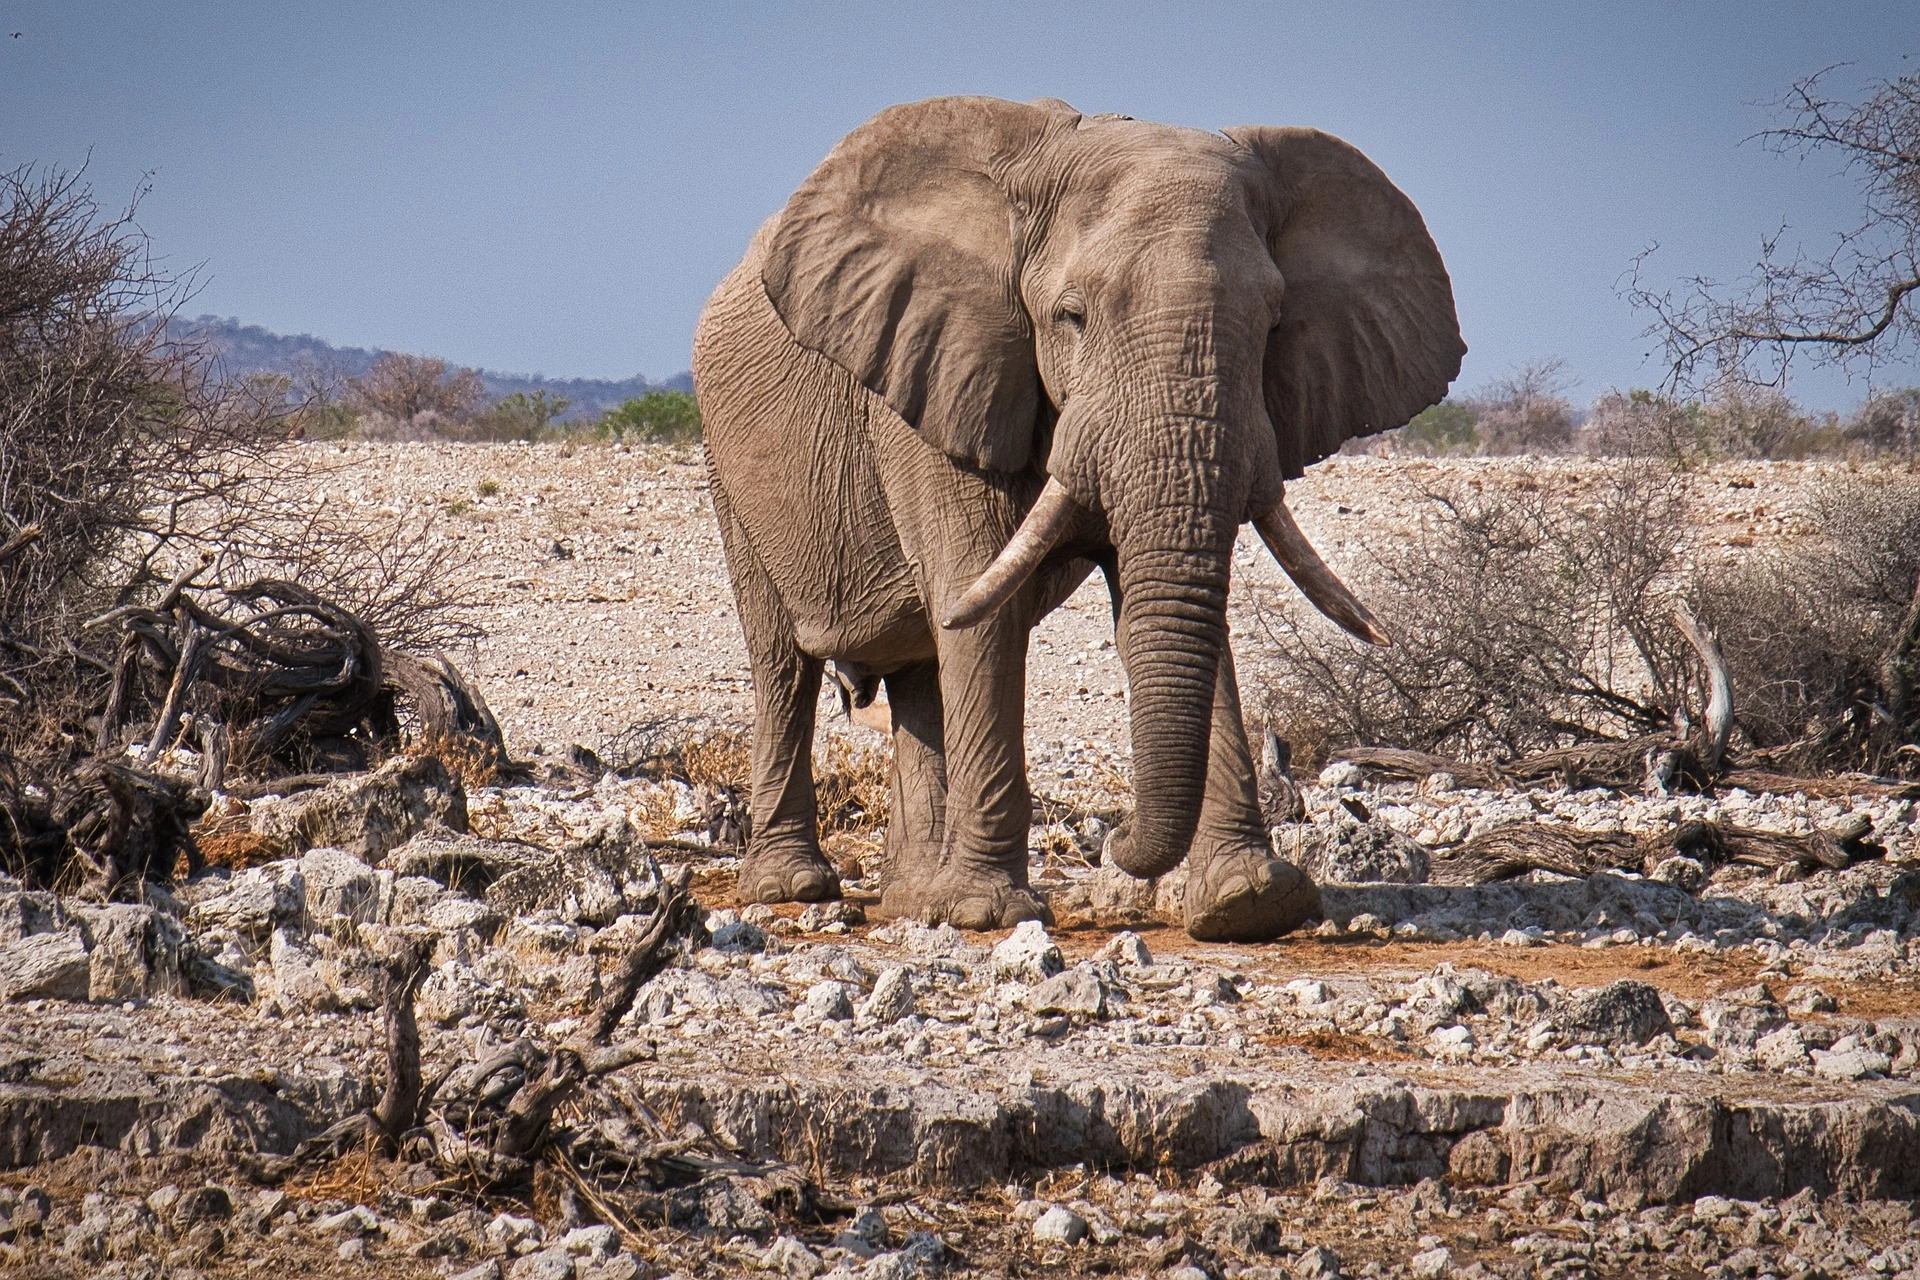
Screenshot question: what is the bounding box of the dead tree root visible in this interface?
[1427,816,1881,887]
[244,879,809,1243]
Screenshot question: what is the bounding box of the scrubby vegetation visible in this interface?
[1391,376,1915,463]
[271,356,703,446]
[1255,458,1920,779]
[0,165,484,878]
[1695,472,1920,775]
[593,389,703,444]
[1253,458,1695,765]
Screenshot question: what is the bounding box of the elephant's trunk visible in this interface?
[1104,531,1234,880]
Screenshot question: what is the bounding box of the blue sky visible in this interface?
[5,2,1916,409]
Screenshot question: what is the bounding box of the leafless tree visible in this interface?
[1472,356,1578,454]
[349,352,483,426]
[1629,65,1920,392]
[1,165,282,739]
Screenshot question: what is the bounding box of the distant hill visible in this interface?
[177,316,693,420]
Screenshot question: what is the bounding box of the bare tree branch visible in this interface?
[1627,65,1920,393]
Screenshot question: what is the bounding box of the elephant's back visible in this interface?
[695,224,929,664]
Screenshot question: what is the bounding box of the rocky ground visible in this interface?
[3,445,1919,1279]
[4,748,1919,1278]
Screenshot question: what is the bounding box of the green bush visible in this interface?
[597,390,701,444]
[1398,400,1479,454]
[468,390,570,442]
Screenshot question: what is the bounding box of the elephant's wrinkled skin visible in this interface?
[692,97,1463,940]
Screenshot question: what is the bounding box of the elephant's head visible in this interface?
[763,96,1464,878]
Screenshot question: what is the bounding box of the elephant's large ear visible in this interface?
[1225,126,1466,478]
[763,96,1074,473]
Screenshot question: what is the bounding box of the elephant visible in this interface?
[692,96,1463,941]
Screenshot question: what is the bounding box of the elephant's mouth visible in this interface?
[942,477,1388,647]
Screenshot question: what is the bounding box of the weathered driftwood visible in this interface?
[46,757,206,897]
[1327,746,1512,791]
[1330,742,1919,800]
[590,866,704,1043]
[384,650,511,765]
[1427,816,1876,887]
[1427,824,1641,886]
[370,938,434,1152]
[89,576,505,780]
[250,877,814,1248]
[1716,768,1920,800]
[1672,602,1733,776]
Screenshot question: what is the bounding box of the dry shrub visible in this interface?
[813,734,890,835]
[1381,358,1576,458]
[348,353,483,427]
[630,786,686,843]
[0,165,280,753]
[1252,459,1699,764]
[1692,469,1920,775]
[1845,389,1920,459]
[1470,357,1578,455]
[680,730,751,793]
[605,717,747,786]
[210,502,481,654]
[410,734,513,792]
[601,719,752,841]
[1255,458,1920,777]
[0,165,481,780]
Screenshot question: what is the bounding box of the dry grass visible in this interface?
[813,734,890,835]
[282,1135,393,1207]
[410,733,515,791]
[630,786,687,842]
[679,728,751,792]
[607,718,892,842]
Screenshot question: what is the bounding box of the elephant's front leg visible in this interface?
[1178,644,1322,942]
[880,609,1047,930]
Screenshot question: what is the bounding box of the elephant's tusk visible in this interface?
[942,478,1082,630]
[1252,497,1392,647]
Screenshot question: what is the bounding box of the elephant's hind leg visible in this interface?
[877,661,946,891]
[711,480,840,904]
[1179,645,1320,942]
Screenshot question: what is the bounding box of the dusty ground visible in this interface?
[5,445,1920,1280]
[314,441,1843,795]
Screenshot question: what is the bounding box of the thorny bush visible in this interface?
[1253,458,1920,778]
[1251,460,1700,767]
[1693,470,1920,776]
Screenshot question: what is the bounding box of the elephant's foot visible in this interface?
[737,842,840,904]
[881,864,1050,931]
[1182,846,1320,943]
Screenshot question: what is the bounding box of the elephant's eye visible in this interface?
[1054,294,1086,332]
